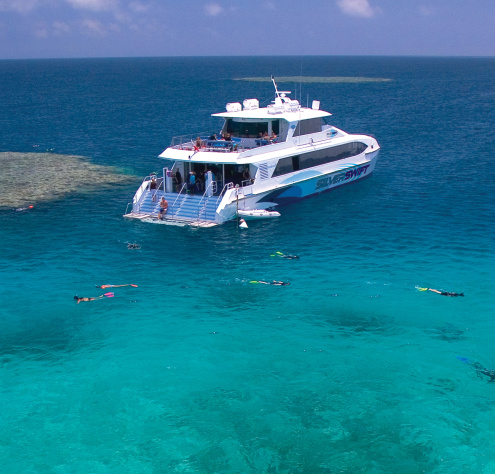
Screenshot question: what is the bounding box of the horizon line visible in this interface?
[1,53,495,61]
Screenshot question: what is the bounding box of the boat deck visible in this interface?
[169,134,279,154]
[124,190,220,226]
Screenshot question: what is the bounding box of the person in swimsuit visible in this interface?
[424,288,464,297]
[271,251,299,260]
[158,197,168,220]
[458,357,495,381]
[251,280,290,286]
[472,362,495,381]
[74,293,113,304]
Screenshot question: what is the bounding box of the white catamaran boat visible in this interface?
[125,77,380,227]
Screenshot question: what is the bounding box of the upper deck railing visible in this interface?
[169,132,282,154]
[168,127,343,158]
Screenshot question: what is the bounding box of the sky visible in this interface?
[0,0,494,59]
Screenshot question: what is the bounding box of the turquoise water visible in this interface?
[1,56,495,472]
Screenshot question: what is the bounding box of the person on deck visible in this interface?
[149,176,157,201]
[188,172,196,195]
[175,169,182,192]
[158,197,168,220]
[149,176,157,191]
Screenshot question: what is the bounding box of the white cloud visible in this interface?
[113,10,131,24]
[0,0,39,13]
[204,3,223,17]
[81,18,107,35]
[66,0,119,12]
[129,1,150,13]
[53,21,71,35]
[336,0,375,18]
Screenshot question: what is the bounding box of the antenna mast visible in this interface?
[271,76,291,100]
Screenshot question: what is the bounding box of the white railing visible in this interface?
[170,133,292,155]
[196,181,218,223]
[132,174,165,213]
[238,139,292,159]
[215,182,235,207]
[171,183,188,213]
[170,132,209,149]
[132,176,154,213]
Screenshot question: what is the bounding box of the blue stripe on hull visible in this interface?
[258,163,374,206]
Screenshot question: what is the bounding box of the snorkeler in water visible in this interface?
[458,357,495,381]
[127,243,140,249]
[250,280,290,286]
[96,284,138,289]
[418,287,464,297]
[270,251,299,260]
[74,292,114,303]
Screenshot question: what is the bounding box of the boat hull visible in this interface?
[221,151,379,222]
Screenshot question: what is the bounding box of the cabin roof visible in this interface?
[212,106,331,121]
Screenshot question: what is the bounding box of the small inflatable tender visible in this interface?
[238,209,281,220]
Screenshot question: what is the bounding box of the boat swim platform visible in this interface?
[123,212,218,227]
[123,190,220,227]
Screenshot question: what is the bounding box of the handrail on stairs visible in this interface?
[215,182,234,207]
[171,183,188,215]
[150,177,164,203]
[196,181,218,223]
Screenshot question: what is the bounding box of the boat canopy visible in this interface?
[213,106,331,121]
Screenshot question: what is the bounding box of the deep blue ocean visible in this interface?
[1,56,495,473]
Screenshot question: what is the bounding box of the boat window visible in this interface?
[292,155,300,171]
[271,156,299,177]
[225,119,266,138]
[322,116,333,127]
[224,119,280,138]
[272,142,367,177]
[293,118,323,137]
